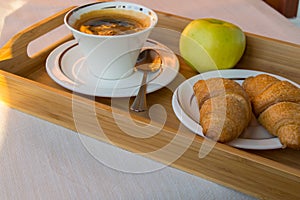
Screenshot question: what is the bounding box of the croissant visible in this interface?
[193,78,252,143]
[242,74,300,149]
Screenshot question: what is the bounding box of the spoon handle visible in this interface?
[130,71,148,112]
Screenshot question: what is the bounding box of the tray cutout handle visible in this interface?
[0,7,75,75]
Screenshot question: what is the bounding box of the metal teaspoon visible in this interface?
[130,49,162,112]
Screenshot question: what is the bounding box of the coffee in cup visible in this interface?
[74,9,151,36]
[64,2,158,80]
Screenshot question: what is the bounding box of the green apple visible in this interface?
[179,18,246,73]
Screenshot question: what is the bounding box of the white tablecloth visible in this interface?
[1,0,299,199]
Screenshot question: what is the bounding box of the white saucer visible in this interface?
[172,69,300,150]
[46,39,179,97]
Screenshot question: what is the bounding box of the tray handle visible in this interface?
[0,7,75,75]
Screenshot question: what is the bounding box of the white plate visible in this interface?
[46,39,179,97]
[172,69,299,150]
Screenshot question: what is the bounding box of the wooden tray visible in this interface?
[1,7,300,200]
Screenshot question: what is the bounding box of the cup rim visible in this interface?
[64,1,158,38]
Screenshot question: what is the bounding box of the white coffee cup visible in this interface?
[64,2,158,80]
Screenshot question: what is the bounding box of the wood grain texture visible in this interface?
[263,0,299,18]
[0,8,300,200]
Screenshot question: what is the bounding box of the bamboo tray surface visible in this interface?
[1,7,300,200]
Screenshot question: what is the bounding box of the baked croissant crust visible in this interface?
[242,74,300,149]
[193,78,252,143]
[258,102,300,149]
